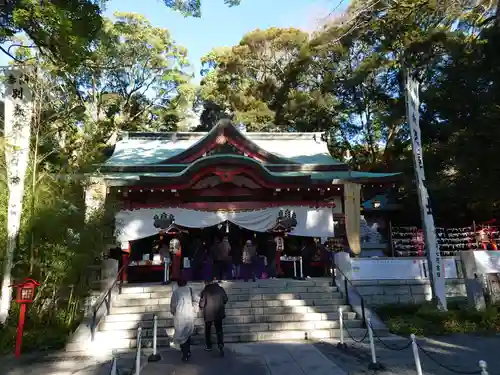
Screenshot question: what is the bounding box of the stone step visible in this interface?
[103,308,355,323]
[112,295,345,308]
[109,304,351,316]
[102,311,352,326]
[100,311,358,330]
[98,320,363,338]
[112,299,348,312]
[89,327,368,350]
[116,288,341,300]
[119,280,334,294]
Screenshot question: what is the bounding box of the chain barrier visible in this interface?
[368,322,412,351]
[416,342,482,375]
[343,322,369,343]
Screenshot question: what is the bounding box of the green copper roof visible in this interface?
[104,127,344,166]
[99,168,401,185]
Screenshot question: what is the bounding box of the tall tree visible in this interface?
[163,0,242,16]
[199,28,315,130]
[56,12,194,165]
[0,0,104,68]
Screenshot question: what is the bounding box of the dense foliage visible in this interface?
[197,0,500,225]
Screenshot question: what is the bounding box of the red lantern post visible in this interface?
[10,278,40,358]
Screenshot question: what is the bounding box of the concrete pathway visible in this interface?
[142,342,346,375]
[315,334,500,375]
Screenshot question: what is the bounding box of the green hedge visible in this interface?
[375,301,500,336]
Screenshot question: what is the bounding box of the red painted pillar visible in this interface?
[276,250,283,276]
[15,303,27,358]
[121,242,131,283]
[172,249,181,281]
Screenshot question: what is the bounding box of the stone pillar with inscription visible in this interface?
[405,70,447,311]
[0,68,34,324]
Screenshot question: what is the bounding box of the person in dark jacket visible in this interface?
[230,239,243,280]
[199,280,228,356]
[301,238,316,279]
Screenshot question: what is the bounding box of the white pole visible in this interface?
[336,307,347,349]
[339,307,344,344]
[366,318,383,370]
[136,327,142,375]
[148,316,161,362]
[163,262,167,283]
[411,334,423,375]
[368,318,377,364]
[153,315,157,356]
[293,259,297,278]
[109,357,117,375]
[479,360,488,375]
[299,256,304,279]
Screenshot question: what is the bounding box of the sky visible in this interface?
[102,0,343,81]
[0,0,346,81]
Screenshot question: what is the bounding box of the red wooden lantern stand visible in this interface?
[10,278,40,358]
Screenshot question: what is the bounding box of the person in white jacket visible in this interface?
[170,278,198,362]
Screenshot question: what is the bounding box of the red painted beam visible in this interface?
[121,201,337,211]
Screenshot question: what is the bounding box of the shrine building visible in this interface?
[93,120,401,282]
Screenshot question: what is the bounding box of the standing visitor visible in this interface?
[192,239,206,281]
[213,236,231,282]
[170,237,182,281]
[266,236,277,279]
[159,239,171,283]
[231,239,243,280]
[199,280,228,357]
[301,238,315,279]
[210,237,222,281]
[242,239,257,282]
[170,278,197,362]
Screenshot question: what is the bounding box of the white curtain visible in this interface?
[115,206,335,243]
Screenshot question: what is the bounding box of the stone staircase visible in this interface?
[69,278,368,352]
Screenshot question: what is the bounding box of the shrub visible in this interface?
[375,303,500,336]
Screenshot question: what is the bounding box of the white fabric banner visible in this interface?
[405,71,447,310]
[115,206,335,243]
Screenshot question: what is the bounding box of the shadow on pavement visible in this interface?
[315,334,500,375]
[143,346,269,375]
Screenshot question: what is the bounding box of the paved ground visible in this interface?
[315,333,500,375]
[143,342,346,375]
[3,334,500,375]
[0,352,139,375]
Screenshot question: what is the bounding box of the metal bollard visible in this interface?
[410,334,423,375]
[148,315,162,362]
[479,360,488,375]
[135,327,142,375]
[163,262,170,285]
[337,307,347,349]
[367,318,383,370]
[109,356,118,375]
